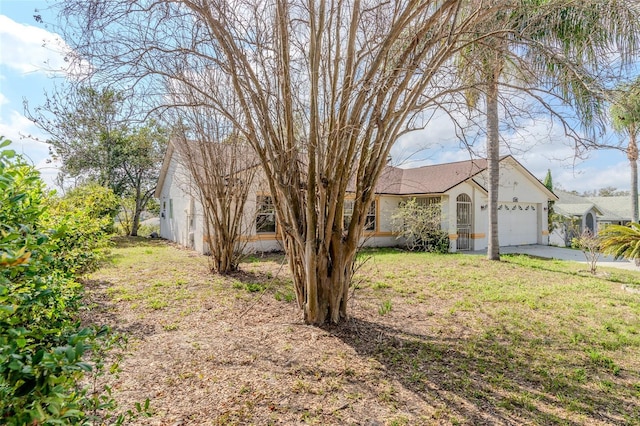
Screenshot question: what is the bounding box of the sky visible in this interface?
[0,0,636,193]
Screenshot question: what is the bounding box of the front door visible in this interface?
[457,194,472,250]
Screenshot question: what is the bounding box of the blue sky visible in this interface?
[0,0,635,193]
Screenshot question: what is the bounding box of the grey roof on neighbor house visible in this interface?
[587,196,631,221]
[553,190,631,222]
[554,190,589,204]
[555,203,599,217]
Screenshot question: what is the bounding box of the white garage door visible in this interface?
[498,203,538,246]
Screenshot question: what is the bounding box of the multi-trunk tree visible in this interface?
[56,0,639,324]
[59,0,508,324]
[170,115,258,273]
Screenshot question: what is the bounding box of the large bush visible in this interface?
[44,183,119,274]
[0,138,116,424]
[391,198,450,253]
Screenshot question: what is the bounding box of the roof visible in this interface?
[375,155,557,200]
[154,141,175,198]
[587,196,631,221]
[553,189,589,205]
[553,190,631,221]
[555,203,600,217]
[375,158,488,194]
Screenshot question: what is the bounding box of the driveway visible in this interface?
[473,244,640,272]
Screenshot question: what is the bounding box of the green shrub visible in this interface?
[43,183,119,274]
[0,138,120,424]
[391,198,450,253]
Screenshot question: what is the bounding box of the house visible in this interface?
[587,195,631,227]
[550,190,631,246]
[155,144,557,253]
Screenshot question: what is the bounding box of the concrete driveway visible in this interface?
[473,245,640,272]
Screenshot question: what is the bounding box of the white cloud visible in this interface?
[0,15,88,77]
[391,112,632,194]
[34,157,61,190]
[0,109,50,163]
[391,109,476,167]
[0,92,8,106]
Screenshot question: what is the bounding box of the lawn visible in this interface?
[82,238,640,425]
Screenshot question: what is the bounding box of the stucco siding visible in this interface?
[158,158,205,251]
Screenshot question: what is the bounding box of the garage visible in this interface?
[498,203,539,246]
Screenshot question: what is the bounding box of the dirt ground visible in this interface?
[80,239,640,425]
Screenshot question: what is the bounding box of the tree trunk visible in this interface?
[129,185,143,236]
[486,73,501,261]
[629,127,638,223]
[130,208,141,236]
[284,227,357,325]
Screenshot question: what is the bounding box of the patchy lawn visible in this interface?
[82,238,640,425]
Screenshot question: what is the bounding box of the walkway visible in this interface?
[473,244,640,272]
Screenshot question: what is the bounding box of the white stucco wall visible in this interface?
[158,156,206,253]
[473,159,550,249]
[158,154,552,255]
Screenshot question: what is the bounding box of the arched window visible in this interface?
[586,212,594,233]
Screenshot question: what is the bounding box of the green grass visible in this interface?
[89,239,640,425]
[350,248,640,424]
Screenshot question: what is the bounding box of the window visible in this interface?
[417,196,441,207]
[169,199,174,219]
[343,199,376,231]
[256,195,276,233]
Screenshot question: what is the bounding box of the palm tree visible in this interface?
[610,77,640,223]
[458,0,640,261]
[600,223,640,261]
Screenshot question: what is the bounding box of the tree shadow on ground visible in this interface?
[80,278,157,339]
[110,235,167,249]
[326,317,638,425]
[502,253,640,287]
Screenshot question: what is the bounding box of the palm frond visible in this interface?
[599,223,640,260]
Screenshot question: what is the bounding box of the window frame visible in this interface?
[343,198,377,232]
[256,195,277,234]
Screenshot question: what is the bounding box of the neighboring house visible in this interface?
[156,144,557,253]
[550,190,631,246]
[587,196,631,227]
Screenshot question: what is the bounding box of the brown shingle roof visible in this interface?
[375,158,488,195]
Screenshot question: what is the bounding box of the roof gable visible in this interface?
[376,158,487,195]
[375,155,557,200]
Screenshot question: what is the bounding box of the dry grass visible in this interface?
[81,238,640,425]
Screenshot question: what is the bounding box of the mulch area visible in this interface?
[80,245,468,425]
[79,241,631,425]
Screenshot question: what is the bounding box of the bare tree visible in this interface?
[58,0,508,324]
[165,72,259,274]
[170,106,258,274]
[55,0,638,324]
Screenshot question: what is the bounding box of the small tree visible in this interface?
[117,123,167,236]
[572,229,601,275]
[391,198,449,253]
[543,169,556,233]
[26,85,167,236]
